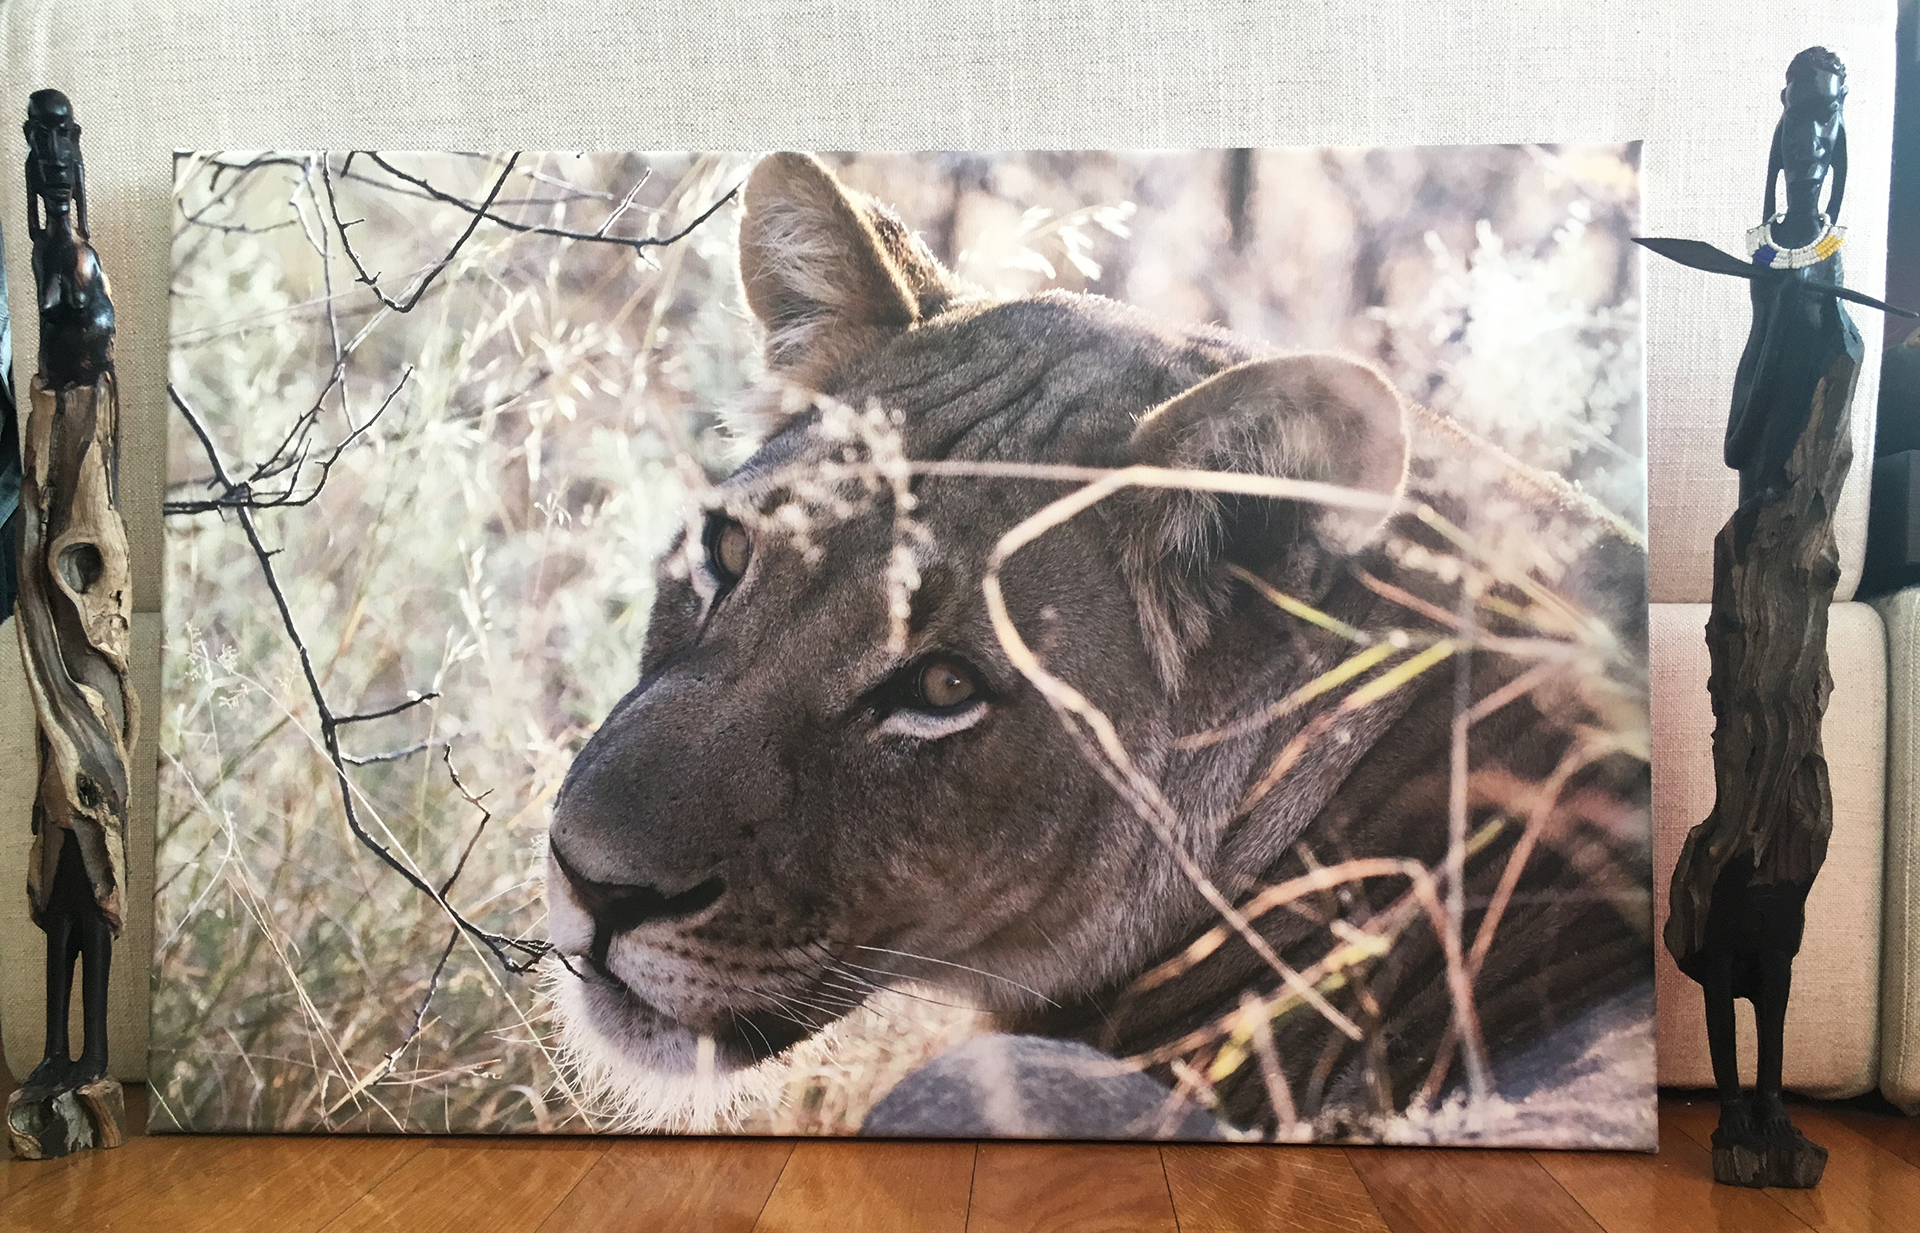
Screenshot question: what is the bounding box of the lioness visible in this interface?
[545,153,1652,1137]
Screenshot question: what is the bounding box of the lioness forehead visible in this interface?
[758,293,1254,470]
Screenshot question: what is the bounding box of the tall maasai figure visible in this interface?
[1640,46,1914,1189]
[7,88,136,1159]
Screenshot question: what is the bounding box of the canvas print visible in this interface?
[157,146,1652,1145]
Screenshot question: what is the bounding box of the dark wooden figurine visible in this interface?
[1640,47,1917,1190]
[6,88,135,1159]
[1,211,20,623]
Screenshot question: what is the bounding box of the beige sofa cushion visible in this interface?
[0,1,1897,1082]
[1652,602,1887,1098]
[1877,588,1920,1111]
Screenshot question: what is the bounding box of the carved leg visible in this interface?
[70,909,112,1084]
[1701,948,1751,1140]
[23,909,77,1091]
[1707,945,1827,1188]
[1754,948,1793,1137]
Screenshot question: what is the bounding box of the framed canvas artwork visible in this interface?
[155,145,1652,1145]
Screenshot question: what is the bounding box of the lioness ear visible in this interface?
[739,152,962,376]
[1122,354,1408,683]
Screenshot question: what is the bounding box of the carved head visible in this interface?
[24,89,85,236]
[1767,47,1847,221]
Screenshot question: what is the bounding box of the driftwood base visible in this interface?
[6,1078,125,1159]
[1711,1121,1828,1189]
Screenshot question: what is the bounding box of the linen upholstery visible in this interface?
[0,1,1898,1083]
[1878,588,1920,1110]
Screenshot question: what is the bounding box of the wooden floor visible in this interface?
[3,1091,1918,1232]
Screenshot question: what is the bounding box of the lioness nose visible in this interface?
[548,841,725,940]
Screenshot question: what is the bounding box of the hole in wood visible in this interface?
[58,543,104,594]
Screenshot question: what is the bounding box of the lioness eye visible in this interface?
[705,517,752,586]
[917,661,976,709]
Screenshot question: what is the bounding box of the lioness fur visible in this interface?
[545,152,1652,1134]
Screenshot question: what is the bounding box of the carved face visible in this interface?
[24,90,81,200]
[1778,69,1844,190]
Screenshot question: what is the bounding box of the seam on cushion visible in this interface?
[1904,595,1918,1096]
[1860,603,1887,1092]
[1884,594,1919,1100]
[1900,595,1917,1096]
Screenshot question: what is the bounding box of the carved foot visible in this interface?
[1711,1098,1827,1188]
[18,1057,70,1094]
[65,1053,108,1088]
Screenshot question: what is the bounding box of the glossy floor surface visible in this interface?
[1,1091,1917,1231]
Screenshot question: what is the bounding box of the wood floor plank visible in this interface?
[1161,1144,1389,1233]
[1536,1119,1812,1233]
[1768,1110,1920,1233]
[1345,1147,1602,1233]
[536,1137,794,1232]
[1812,1107,1920,1172]
[966,1143,1176,1233]
[1666,1099,1920,1232]
[0,1134,253,1229]
[0,1132,421,1233]
[316,1142,606,1233]
[751,1140,974,1233]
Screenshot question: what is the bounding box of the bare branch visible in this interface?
[168,385,549,975]
[335,692,440,726]
[340,742,431,767]
[323,152,520,313]
[163,371,412,515]
[361,152,737,255]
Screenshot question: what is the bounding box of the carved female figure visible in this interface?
[14,88,134,1099]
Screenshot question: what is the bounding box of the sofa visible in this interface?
[0,0,1912,1108]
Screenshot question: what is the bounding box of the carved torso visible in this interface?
[30,207,114,390]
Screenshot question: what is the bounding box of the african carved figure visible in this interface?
[542,153,1653,1138]
[25,90,113,390]
[13,88,135,1104]
[1648,47,1905,1188]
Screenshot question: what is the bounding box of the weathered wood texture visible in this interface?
[4,1079,124,1160]
[14,372,136,932]
[1666,344,1856,963]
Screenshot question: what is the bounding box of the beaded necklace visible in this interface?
[1746,214,1846,270]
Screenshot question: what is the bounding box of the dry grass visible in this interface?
[156,148,1646,1136]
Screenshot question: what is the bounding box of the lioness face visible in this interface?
[545,155,1407,1085]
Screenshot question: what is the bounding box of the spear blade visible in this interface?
[1634,236,1918,318]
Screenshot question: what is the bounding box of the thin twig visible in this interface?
[361,152,738,255]
[323,152,520,313]
[341,742,431,767]
[167,386,548,975]
[163,371,412,515]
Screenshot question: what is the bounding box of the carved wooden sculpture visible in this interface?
[6,88,134,1160]
[1,214,20,622]
[1640,47,1916,1190]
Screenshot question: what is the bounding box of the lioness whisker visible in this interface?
[849,946,1060,1007]
[727,1009,777,1060]
[751,995,824,1035]
[825,968,978,1015]
[805,943,984,1014]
